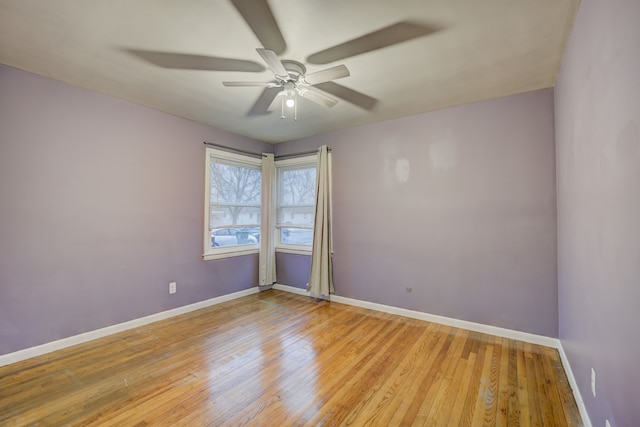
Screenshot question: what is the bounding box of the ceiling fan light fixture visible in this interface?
[283,81,296,108]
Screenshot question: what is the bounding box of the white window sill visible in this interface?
[276,247,312,256]
[203,247,259,261]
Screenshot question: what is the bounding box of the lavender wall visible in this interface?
[275,252,311,288]
[275,89,558,337]
[0,65,271,355]
[555,0,640,425]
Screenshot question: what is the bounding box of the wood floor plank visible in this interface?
[496,337,510,427]
[470,342,496,426]
[533,349,560,427]
[507,338,522,425]
[446,352,477,427]
[516,340,531,425]
[0,289,583,426]
[422,330,470,426]
[387,325,454,426]
[548,350,583,426]
[525,342,545,427]
[459,335,490,426]
[336,323,434,426]
[348,323,441,427]
[301,317,417,425]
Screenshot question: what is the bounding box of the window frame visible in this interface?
[275,154,318,255]
[203,147,262,260]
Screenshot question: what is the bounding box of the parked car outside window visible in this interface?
[211,228,258,247]
[240,226,261,242]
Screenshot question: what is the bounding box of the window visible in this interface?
[276,156,317,253]
[203,148,261,260]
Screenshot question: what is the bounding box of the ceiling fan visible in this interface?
[125,0,439,116]
[223,48,350,119]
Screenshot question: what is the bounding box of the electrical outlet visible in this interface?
[591,368,596,397]
[169,282,177,294]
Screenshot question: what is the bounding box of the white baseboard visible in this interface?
[557,343,593,427]
[273,283,558,347]
[0,287,259,367]
[272,283,329,299]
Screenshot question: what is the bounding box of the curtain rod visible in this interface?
[203,141,329,160]
[274,148,329,160]
[203,141,265,158]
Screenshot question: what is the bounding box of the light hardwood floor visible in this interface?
[0,290,582,426]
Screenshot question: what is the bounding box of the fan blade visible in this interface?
[313,82,378,111]
[230,0,286,55]
[267,91,285,111]
[256,48,289,78]
[299,87,338,108]
[124,49,265,72]
[223,81,277,87]
[303,65,350,85]
[248,87,282,115]
[306,21,439,64]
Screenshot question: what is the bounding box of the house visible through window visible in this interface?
[204,148,261,259]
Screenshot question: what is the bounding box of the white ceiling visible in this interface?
[0,0,579,143]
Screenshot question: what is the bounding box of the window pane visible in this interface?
[280,167,316,206]
[209,155,261,249]
[276,205,315,227]
[276,162,316,247]
[280,228,314,245]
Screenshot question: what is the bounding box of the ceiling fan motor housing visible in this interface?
[279,60,306,83]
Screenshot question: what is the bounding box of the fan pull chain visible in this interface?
[280,97,285,119]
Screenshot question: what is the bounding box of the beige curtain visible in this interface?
[259,153,277,286]
[307,145,334,296]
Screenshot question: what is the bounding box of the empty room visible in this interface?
[0,0,638,425]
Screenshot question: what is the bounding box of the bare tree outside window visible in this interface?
[281,168,316,206]
[210,160,261,227]
[207,153,261,250]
